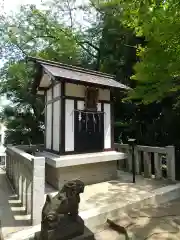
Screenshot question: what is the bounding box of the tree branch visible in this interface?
[79,40,100,52]
[66,0,73,28]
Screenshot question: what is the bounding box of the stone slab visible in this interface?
[37,151,126,168]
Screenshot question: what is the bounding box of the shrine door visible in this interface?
[74,110,104,153]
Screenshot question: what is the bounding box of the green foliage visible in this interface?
[98,5,138,86]
[114,0,180,103]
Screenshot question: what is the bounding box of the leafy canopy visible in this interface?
[103,0,180,103]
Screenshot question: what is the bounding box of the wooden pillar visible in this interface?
[110,90,115,150]
[60,82,65,154]
[51,82,54,151]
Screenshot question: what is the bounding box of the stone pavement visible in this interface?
[1,167,180,240]
[79,171,175,212]
[105,198,180,240]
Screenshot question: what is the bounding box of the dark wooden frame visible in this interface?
[110,90,115,151]
[60,81,65,154]
[43,79,114,156]
[51,82,54,150]
[46,96,111,105]
[84,87,99,111]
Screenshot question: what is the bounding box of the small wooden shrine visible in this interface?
[30,57,129,156]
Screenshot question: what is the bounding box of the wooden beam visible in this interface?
[51,82,54,151]
[101,103,104,150]
[60,81,65,154]
[111,90,115,150]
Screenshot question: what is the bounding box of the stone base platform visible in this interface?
[34,226,95,240]
[35,216,85,240]
[37,151,126,190]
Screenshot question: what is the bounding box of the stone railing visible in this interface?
[115,143,175,182]
[0,145,6,167]
[6,145,45,225]
[16,144,44,154]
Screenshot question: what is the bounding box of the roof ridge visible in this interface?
[28,56,115,79]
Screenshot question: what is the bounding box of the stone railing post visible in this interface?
[166,146,175,181]
[11,156,15,184]
[26,179,32,214]
[18,172,22,201]
[127,147,132,172]
[14,159,18,191]
[134,147,141,174]
[154,153,162,179]
[22,176,27,207]
[6,154,10,178]
[9,155,12,180]
[143,152,151,178]
[31,157,45,225]
[128,138,137,183]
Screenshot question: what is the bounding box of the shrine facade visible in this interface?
[30,57,129,156]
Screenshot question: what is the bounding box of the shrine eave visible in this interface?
[28,56,130,93]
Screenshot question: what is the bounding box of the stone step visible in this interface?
[80,183,180,232]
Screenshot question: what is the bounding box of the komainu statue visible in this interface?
[36,180,85,240]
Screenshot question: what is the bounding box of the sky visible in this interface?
[2,0,43,12]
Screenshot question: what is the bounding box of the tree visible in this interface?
[0,4,83,144]
[108,0,180,104]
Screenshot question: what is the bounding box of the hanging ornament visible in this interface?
[86,112,89,132]
[93,113,96,132]
[98,113,101,132]
[78,111,82,132]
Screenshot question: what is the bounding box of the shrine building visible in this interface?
[30,57,129,189]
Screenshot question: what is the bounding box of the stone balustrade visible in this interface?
[115,143,176,181]
[6,145,45,225]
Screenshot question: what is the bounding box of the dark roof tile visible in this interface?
[29,57,130,90]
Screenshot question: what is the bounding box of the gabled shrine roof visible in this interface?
[29,56,130,91]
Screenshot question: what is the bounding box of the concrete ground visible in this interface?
[1,168,180,240]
